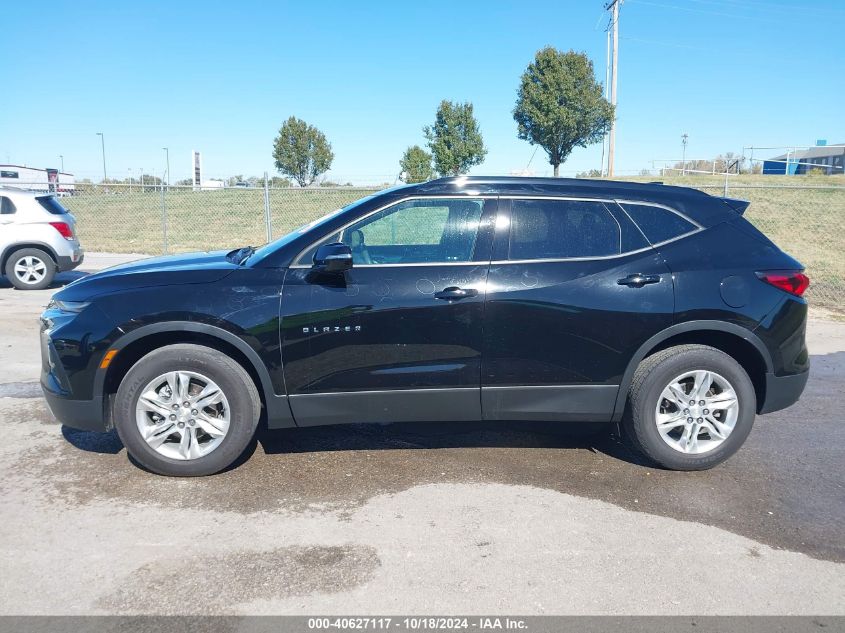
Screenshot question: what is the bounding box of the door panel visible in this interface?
[481,198,674,422]
[280,198,496,426]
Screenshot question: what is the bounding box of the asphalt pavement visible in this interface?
[0,253,842,614]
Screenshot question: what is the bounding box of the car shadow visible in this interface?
[61,419,648,467]
[62,426,124,454]
[0,270,89,290]
[256,420,649,467]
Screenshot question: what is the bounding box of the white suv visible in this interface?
[0,188,84,290]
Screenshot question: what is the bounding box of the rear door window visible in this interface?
[620,203,697,245]
[508,199,622,260]
[36,196,68,215]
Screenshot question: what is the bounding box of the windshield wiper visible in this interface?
[227,246,255,265]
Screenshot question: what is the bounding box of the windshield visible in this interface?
[247,194,377,266]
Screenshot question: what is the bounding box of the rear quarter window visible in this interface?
[621,203,697,245]
[36,196,69,215]
[0,196,16,215]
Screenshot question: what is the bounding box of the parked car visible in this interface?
[40,177,809,476]
[1,188,84,290]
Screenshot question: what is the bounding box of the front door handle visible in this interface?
[434,286,478,300]
[618,273,661,288]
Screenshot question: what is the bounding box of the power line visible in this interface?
[716,0,845,16]
[626,0,783,22]
[619,35,710,51]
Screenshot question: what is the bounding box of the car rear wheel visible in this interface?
[5,248,56,290]
[114,344,261,476]
[623,344,756,470]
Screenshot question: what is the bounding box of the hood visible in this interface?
[55,250,239,301]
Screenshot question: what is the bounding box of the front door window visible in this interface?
[297,198,486,266]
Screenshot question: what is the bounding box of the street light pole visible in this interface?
[96,132,107,183]
[162,147,170,191]
[681,133,689,176]
[59,155,64,172]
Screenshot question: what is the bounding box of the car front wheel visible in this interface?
[623,344,757,470]
[114,344,261,476]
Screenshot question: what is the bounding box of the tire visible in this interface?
[622,344,756,471]
[5,248,56,290]
[114,344,261,476]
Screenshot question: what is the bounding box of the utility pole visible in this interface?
[605,0,621,177]
[601,28,610,177]
[681,133,688,175]
[96,132,107,183]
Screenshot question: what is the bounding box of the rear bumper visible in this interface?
[41,383,107,432]
[56,248,84,272]
[758,369,809,414]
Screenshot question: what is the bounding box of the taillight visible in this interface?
[756,270,810,297]
[49,222,74,240]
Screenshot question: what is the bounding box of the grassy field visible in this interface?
[615,175,845,307]
[64,176,844,309]
[65,187,379,255]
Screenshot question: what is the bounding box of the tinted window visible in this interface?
[621,203,696,244]
[341,198,483,264]
[36,196,68,215]
[0,196,16,215]
[297,198,485,266]
[508,199,621,260]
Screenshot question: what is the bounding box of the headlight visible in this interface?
[46,299,90,313]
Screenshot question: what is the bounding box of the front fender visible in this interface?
[97,321,296,429]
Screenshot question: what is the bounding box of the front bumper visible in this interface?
[40,304,108,432]
[41,384,107,432]
[758,369,809,414]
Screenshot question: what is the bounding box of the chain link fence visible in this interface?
[55,183,380,255]
[691,184,844,310]
[12,181,843,310]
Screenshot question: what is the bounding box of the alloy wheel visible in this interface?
[654,369,739,454]
[13,256,47,285]
[135,371,231,460]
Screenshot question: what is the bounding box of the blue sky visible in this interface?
[2,0,843,184]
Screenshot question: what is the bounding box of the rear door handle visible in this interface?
[434,286,478,300]
[618,273,661,287]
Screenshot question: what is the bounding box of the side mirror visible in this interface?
[313,242,353,273]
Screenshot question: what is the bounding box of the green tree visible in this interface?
[399,145,434,183]
[272,116,334,187]
[424,101,486,176]
[513,47,613,177]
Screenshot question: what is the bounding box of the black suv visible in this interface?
[40,177,810,476]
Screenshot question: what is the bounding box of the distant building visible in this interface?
[762,142,844,175]
[200,179,224,191]
[0,165,75,192]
